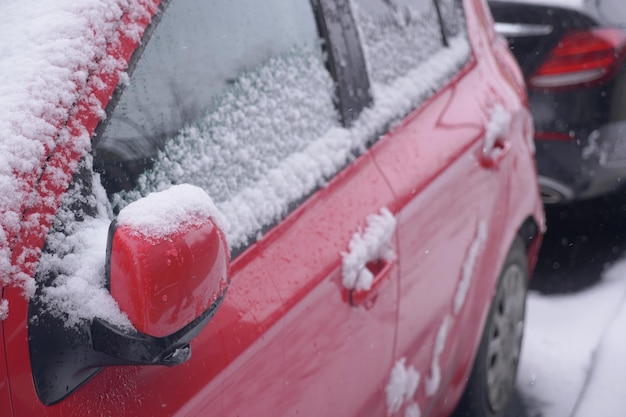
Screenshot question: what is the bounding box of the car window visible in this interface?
[93,0,339,249]
[351,0,455,84]
[438,0,465,38]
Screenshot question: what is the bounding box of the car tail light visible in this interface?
[528,28,626,90]
[534,131,574,141]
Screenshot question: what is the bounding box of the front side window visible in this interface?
[94,0,339,250]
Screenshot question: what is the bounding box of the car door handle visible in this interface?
[349,257,396,308]
[480,137,511,169]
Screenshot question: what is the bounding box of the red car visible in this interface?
[0,0,543,416]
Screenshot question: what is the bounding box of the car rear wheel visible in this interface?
[453,237,528,417]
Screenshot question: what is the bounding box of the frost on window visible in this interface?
[438,0,465,39]
[352,0,464,85]
[93,0,339,252]
[111,47,338,210]
[94,0,326,196]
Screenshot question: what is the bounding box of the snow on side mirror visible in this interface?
[91,184,230,366]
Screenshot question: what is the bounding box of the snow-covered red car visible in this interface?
[0,0,543,416]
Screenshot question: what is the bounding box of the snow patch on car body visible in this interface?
[404,403,422,417]
[425,314,452,397]
[342,208,396,291]
[484,104,512,156]
[386,357,421,416]
[0,299,8,320]
[454,221,488,314]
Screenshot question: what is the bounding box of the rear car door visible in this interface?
[351,0,525,414]
[3,1,400,416]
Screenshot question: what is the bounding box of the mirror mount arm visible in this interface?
[91,291,226,367]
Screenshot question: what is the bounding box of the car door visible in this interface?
[2,0,399,416]
[352,0,513,414]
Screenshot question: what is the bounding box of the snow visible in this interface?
[116,184,225,240]
[517,258,626,417]
[386,358,421,416]
[404,403,421,417]
[0,0,154,297]
[352,0,446,85]
[111,33,471,251]
[454,221,487,314]
[483,105,512,157]
[1,0,470,324]
[37,158,133,328]
[495,0,586,10]
[342,208,396,291]
[0,299,8,320]
[425,315,452,397]
[572,293,626,417]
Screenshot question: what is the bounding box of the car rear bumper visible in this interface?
[535,120,626,203]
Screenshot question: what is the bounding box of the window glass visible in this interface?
[438,0,465,38]
[93,0,339,249]
[351,0,447,84]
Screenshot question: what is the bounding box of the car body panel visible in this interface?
[0,0,543,415]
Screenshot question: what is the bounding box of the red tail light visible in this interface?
[529,28,626,90]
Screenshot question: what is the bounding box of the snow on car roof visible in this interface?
[0,0,155,292]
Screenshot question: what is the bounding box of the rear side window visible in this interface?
[352,0,467,84]
[438,0,465,38]
[94,0,339,249]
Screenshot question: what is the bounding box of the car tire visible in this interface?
[453,236,528,417]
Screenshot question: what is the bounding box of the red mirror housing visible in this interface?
[107,185,229,338]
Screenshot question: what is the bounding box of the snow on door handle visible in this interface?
[480,137,511,169]
[349,256,396,308]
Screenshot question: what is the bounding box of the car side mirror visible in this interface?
[92,185,230,366]
[29,185,230,405]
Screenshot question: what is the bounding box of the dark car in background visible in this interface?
[489,0,626,204]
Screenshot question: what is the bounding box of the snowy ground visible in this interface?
[514,197,626,417]
[518,260,626,417]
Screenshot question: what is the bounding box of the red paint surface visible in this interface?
[110,219,229,338]
[0,0,543,416]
